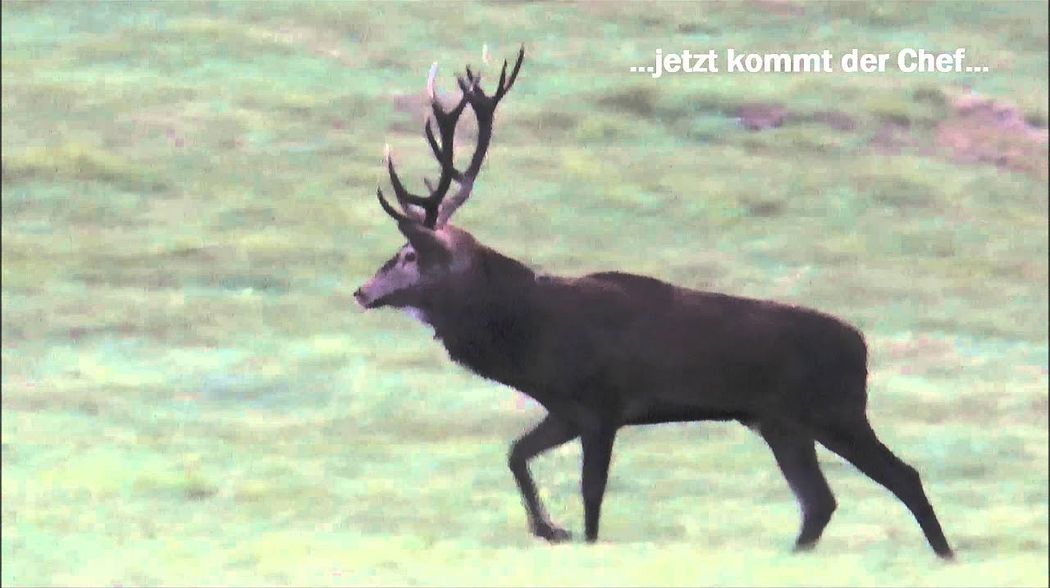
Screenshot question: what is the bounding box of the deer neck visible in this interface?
[425,248,541,379]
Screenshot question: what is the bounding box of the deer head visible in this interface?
[354,46,524,312]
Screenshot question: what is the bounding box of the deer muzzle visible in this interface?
[353,287,377,309]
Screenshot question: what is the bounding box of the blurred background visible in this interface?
[2,1,1047,585]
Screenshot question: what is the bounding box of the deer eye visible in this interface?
[403,251,417,263]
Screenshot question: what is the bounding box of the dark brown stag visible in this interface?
[354,46,954,559]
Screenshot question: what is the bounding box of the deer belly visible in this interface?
[623,398,750,425]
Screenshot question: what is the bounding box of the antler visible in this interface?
[376,45,525,228]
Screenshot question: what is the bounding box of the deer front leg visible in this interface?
[508,414,578,542]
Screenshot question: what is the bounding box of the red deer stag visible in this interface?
[354,46,954,559]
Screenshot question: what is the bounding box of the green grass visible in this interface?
[2,1,1047,585]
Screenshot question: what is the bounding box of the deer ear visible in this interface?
[397,221,452,264]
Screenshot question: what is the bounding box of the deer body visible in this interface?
[423,243,865,428]
[355,47,954,558]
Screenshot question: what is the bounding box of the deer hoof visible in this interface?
[534,524,572,543]
[792,540,817,554]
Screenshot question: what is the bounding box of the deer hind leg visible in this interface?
[760,423,837,551]
[580,427,617,542]
[812,418,955,559]
[508,414,578,543]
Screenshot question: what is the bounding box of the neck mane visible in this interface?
[424,247,540,384]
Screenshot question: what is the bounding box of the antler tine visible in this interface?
[424,117,441,159]
[376,186,412,224]
[424,117,461,183]
[381,145,425,222]
[455,74,475,97]
[495,44,525,100]
[384,147,428,221]
[428,62,471,126]
[426,62,438,101]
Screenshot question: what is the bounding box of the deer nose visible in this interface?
[353,288,370,309]
[353,287,374,309]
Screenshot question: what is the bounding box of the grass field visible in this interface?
[2,1,1048,586]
